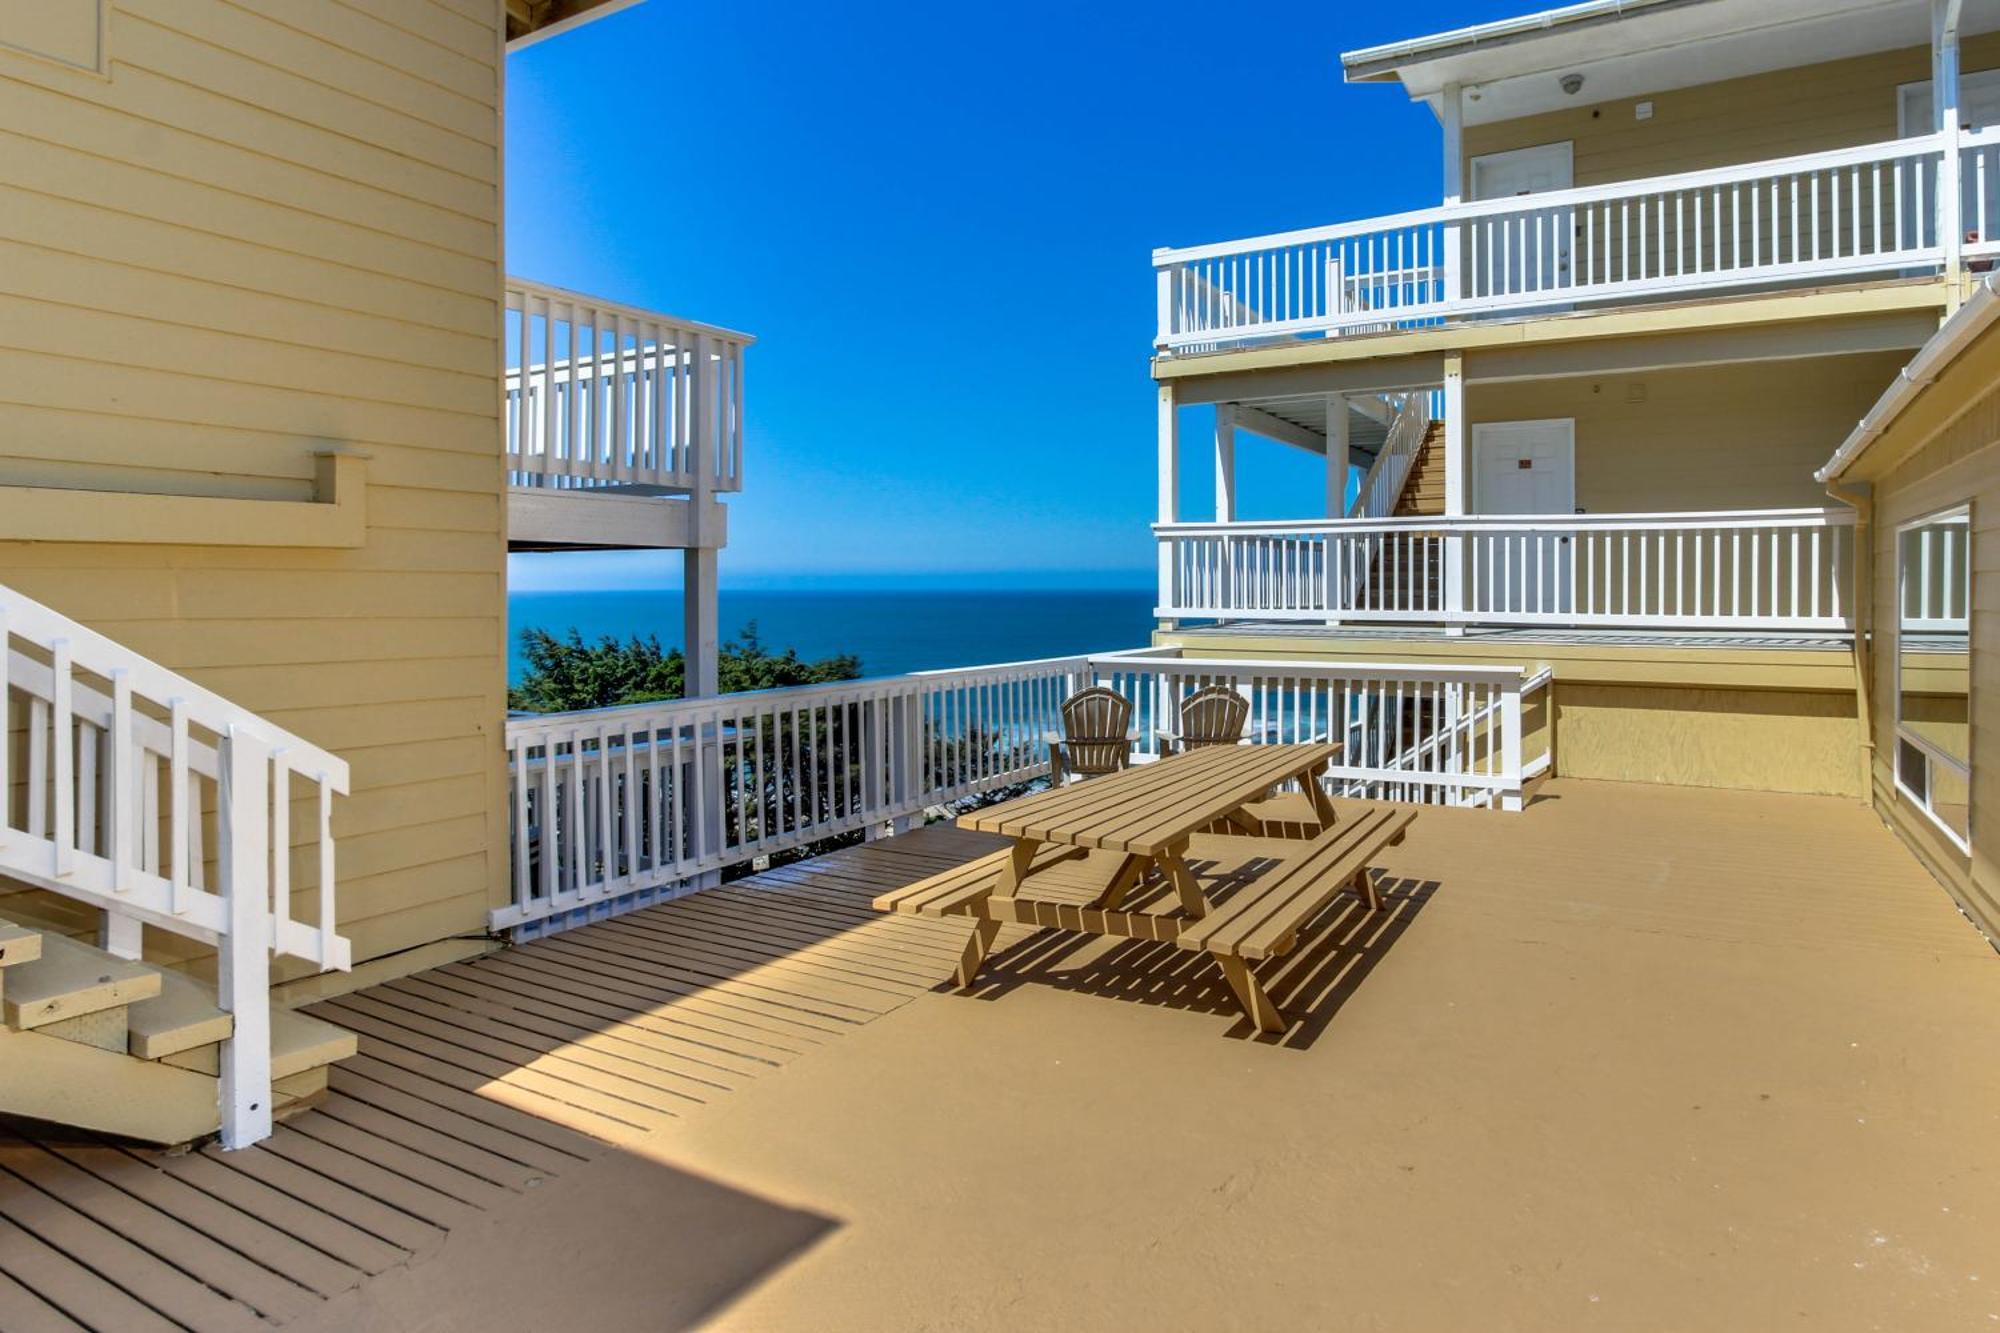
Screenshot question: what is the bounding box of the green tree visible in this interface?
[509,621,861,713]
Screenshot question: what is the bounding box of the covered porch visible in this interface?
[8,777,1995,1330]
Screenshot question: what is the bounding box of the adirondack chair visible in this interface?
[1045,686,1137,785]
[1157,684,1251,755]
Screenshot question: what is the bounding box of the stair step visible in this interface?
[126,969,233,1061]
[160,1007,357,1081]
[2,933,161,1031]
[0,918,41,969]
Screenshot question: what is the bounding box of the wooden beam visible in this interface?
[1231,403,1326,454]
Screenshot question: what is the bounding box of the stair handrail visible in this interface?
[1348,392,1432,519]
[0,580,351,1148]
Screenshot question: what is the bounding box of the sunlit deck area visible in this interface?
[5,779,1998,1331]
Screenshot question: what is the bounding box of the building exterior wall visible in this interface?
[1461,35,2000,186]
[0,0,509,968]
[1859,336,2000,939]
[1467,353,1913,513]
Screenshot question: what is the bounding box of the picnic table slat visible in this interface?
[959,743,1341,856]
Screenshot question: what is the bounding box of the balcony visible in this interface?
[1156,508,1861,632]
[1154,130,2000,355]
[503,277,750,550]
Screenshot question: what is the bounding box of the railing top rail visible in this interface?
[1,586,349,785]
[1098,652,1529,687]
[1152,131,1948,266]
[1156,507,1856,535]
[505,275,757,348]
[505,652,1097,736]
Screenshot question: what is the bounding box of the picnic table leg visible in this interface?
[1352,865,1383,912]
[953,916,1001,989]
[1305,772,1339,828]
[1216,955,1286,1034]
[1156,848,1207,919]
[1096,853,1148,911]
[998,838,1041,894]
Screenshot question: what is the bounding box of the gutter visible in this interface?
[1817,270,2000,483]
[1340,0,1708,83]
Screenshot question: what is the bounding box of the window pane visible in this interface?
[1897,512,1970,768]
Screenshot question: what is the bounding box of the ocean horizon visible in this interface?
[507,585,1160,685]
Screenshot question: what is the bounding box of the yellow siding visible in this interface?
[1552,684,1860,797]
[0,1,507,967]
[1861,351,2000,938]
[1464,35,2000,184]
[1468,353,1912,513]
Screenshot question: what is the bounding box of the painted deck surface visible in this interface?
[4,784,1999,1330]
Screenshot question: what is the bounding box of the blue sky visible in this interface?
[505,0,1528,591]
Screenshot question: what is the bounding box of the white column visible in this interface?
[1157,383,1179,629]
[1441,83,1465,308]
[1935,0,1965,294]
[682,548,719,698]
[1325,394,1350,517]
[1442,355,1468,634]
[1325,394,1351,625]
[1213,404,1237,522]
[216,726,273,1150]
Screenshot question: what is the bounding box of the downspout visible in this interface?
[1825,478,1875,804]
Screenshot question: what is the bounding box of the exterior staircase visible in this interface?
[0,915,354,1147]
[1392,421,1446,517]
[0,579,353,1148]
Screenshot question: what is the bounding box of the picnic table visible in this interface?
[874,743,1415,1034]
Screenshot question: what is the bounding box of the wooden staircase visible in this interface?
[0,915,354,1147]
[1392,421,1446,517]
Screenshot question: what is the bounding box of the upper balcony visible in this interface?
[1156,0,2000,362]
[503,278,750,551]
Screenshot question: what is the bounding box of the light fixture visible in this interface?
[1560,72,1586,96]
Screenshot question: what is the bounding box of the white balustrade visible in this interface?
[1158,509,1856,631]
[1156,134,1950,351]
[497,650,1537,935]
[504,277,748,494]
[0,582,350,1149]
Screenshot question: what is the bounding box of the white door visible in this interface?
[1470,142,1575,297]
[1472,420,1576,617]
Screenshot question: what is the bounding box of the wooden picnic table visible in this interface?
[876,742,1416,1033]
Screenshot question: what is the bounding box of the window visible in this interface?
[1894,506,1972,851]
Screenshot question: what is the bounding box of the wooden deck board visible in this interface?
[19,783,1986,1330]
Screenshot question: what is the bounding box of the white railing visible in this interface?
[497,649,1534,935]
[504,277,749,494]
[1350,392,1432,519]
[1159,508,1855,630]
[0,581,350,1150]
[1899,510,1972,631]
[1156,132,1963,351]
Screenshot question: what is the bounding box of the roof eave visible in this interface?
[1339,0,1716,88]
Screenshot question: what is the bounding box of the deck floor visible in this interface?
[4,783,2000,1331]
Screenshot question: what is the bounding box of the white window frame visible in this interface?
[1892,502,1973,855]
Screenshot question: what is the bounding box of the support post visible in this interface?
[1156,383,1180,630]
[682,548,719,698]
[1325,394,1350,625]
[1442,83,1465,309]
[1442,355,1468,634]
[216,726,273,1150]
[1498,678,1524,813]
[1935,0,1966,300]
[1213,404,1237,522]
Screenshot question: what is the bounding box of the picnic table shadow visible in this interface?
[958,870,1441,1050]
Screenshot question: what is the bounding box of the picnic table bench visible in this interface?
[874,743,1416,1034]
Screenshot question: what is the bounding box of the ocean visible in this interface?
[507,587,1159,685]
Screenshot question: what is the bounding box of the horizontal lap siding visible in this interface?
[1465,35,2000,185]
[1866,339,2000,939]
[0,0,507,968]
[1467,353,1910,512]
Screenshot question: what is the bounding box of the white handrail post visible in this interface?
[888,691,924,835]
[1499,677,1525,813]
[216,725,273,1150]
[1935,0,1966,296]
[1441,355,1468,634]
[1157,383,1180,630]
[1442,83,1465,309]
[1154,253,1174,349]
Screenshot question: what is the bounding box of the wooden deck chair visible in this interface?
[1157,684,1251,755]
[1045,686,1136,785]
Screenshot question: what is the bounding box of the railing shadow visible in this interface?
[965,872,1441,1049]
